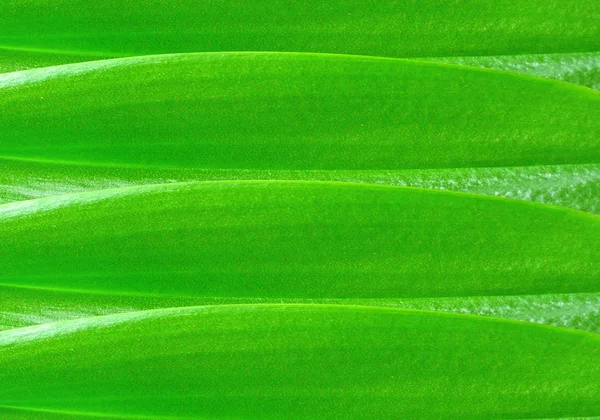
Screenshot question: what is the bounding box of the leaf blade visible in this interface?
[2,158,599,213]
[2,53,597,170]
[1,284,598,334]
[1,304,598,418]
[1,53,598,213]
[1,0,598,63]
[1,181,598,299]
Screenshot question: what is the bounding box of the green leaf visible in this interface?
[0,46,115,75]
[1,181,598,331]
[4,51,598,91]
[0,0,597,70]
[1,1,597,88]
[2,157,599,214]
[0,408,594,420]
[4,181,597,297]
[1,53,598,212]
[2,284,599,334]
[0,305,598,419]
[1,1,596,414]
[2,53,597,169]
[422,52,600,90]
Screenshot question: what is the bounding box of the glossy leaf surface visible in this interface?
[1,181,598,298]
[0,46,114,75]
[2,53,598,169]
[0,1,597,417]
[1,53,599,214]
[2,284,599,334]
[3,51,598,92]
[1,158,599,214]
[0,0,597,63]
[0,305,598,419]
[1,0,597,88]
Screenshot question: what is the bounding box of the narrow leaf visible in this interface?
[0,305,598,419]
[0,0,597,71]
[1,182,598,329]
[2,158,598,214]
[1,53,598,212]
[2,284,598,334]
[3,53,597,169]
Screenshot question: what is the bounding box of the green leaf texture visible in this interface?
[1,181,598,332]
[423,52,600,90]
[0,46,115,75]
[1,53,598,212]
[2,284,599,335]
[0,0,598,71]
[2,158,599,214]
[0,0,600,420]
[1,3,597,416]
[0,305,598,419]
[2,53,597,168]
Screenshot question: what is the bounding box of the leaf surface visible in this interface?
[0,305,598,419]
[1,0,597,88]
[0,46,115,74]
[0,1,597,414]
[2,158,599,214]
[1,53,598,212]
[2,53,597,169]
[1,181,598,327]
[4,51,597,91]
[422,52,600,90]
[2,284,598,334]
[3,180,598,298]
[0,0,597,67]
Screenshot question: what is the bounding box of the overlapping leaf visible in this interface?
[0,305,598,419]
[1,181,598,332]
[3,281,599,335]
[1,0,598,86]
[1,1,598,416]
[1,53,598,212]
[423,52,600,90]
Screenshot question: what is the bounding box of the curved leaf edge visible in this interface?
[1,303,598,345]
[1,51,598,97]
[1,283,598,334]
[2,179,598,224]
[0,403,597,420]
